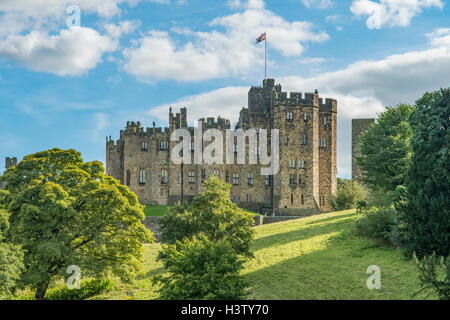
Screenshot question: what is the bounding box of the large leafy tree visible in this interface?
[329,178,367,211]
[1,148,154,299]
[0,196,24,299]
[357,104,413,193]
[398,90,450,255]
[160,175,255,257]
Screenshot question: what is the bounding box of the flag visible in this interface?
[256,32,266,44]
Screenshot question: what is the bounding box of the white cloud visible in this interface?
[123,0,329,82]
[301,0,334,9]
[146,28,450,177]
[0,27,117,76]
[351,0,444,29]
[104,20,141,38]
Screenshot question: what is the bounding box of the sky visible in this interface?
[1,0,449,178]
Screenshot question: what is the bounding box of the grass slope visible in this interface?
[94,209,431,300]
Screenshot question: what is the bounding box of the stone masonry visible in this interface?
[0,157,17,190]
[106,79,338,215]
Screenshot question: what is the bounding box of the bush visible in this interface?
[356,206,400,245]
[19,279,114,300]
[329,179,367,211]
[413,253,450,300]
[155,236,249,300]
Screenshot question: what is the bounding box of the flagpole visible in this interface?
[265,31,267,80]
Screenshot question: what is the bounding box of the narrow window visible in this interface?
[301,134,307,145]
[141,142,148,151]
[201,169,207,182]
[225,170,230,183]
[265,175,271,186]
[233,173,239,185]
[286,112,293,121]
[291,193,294,205]
[126,169,131,186]
[139,169,146,185]
[248,173,254,186]
[161,169,168,185]
[301,194,304,205]
[188,171,195,184]
[213,169,220,176]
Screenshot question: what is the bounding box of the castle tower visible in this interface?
[352,119,375,181]
[5,157,17,170]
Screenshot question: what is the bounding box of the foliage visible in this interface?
[398,89,450,255]
[356,206,400,245]
[413,253,450,300]
[0,193,24,299]
[45,279,114,300]
[0,148,154,299]
[155,236,249,300]
[357,104,413,192]
[160,175,255,257]
[329,178,367,211]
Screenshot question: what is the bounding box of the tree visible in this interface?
[155,235,249,300]
[329,178,367,211]
[160,175,255,257]
[0,198,24,299]
[357,104,413,193]
[413,253,450,300]
[398,90,450,255]
[1,148,154,299]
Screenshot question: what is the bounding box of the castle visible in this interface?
[106,79,337,214]
[0,157,17,190]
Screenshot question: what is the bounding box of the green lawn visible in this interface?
[94,209,433,300]
[144,205,258,217]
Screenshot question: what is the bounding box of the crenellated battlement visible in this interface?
[271,90,337,112]
[199,116,231,129]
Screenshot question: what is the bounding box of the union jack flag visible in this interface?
[256,32,266,44]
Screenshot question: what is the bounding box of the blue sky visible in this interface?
[1,0,450,178]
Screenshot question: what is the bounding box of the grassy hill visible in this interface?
[94,209,432,300]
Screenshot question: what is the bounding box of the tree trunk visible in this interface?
[35,281,50,300]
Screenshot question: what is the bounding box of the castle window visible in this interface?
[213,169,220,177]
[190,141,195,152]
[265,175,271,186]
[284,136,288,145]
[291,193,294,205]
[304,113,308,121]
[233,173,239,185]
[248,173,254,186]
[299,175,302,184]
[298,159,305,169]
[225,170,230,183]
[301,194,304,205]
[139,169,146,185]
[234,143,238,154]
[300,134,307,145]
[289,174,297,184]
[141,142,148,151]
[286,112,293,121]
[289,159,296,169]
[188,171,195,184]
[319,137,326,148]
[161,169,168,185]
[160,140,168,151]
[126,170,131,186]
[201,169,207,182]
[323,117,327,125]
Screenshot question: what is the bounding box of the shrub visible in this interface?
[413,253,450,300]
[155,236,249,300]
[356,206,399,245]
[159,176,255,258]
[329,179,367,211]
